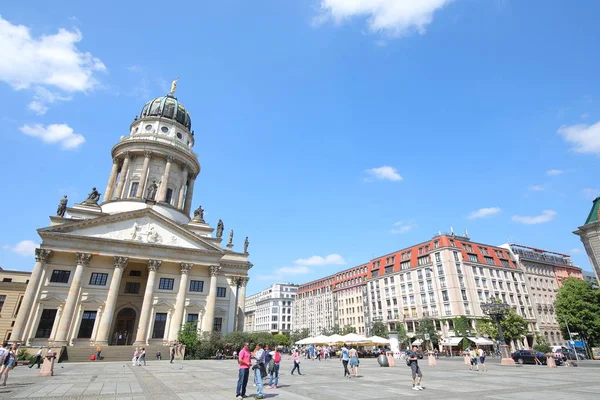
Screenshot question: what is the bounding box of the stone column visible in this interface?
[104,158,121,201]
[54,252,92,344]
[114,151,131,199]
[183,174,196,215]
[157,156,174,202]
[237,277,249,331]
[95,256,128,345]
[200,266,220,332]
[177,166,189,210]
[11,248,53,343]
[168,263,193,342]
[135,259,161,345]
[136,150,152,198]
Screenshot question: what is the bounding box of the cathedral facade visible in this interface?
[11,86,251,347]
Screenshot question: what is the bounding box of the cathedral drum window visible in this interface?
[145,124,153,131]
[161,126,169,133]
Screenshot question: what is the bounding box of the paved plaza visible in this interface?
[0,357,598,400]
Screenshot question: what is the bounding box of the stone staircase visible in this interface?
[62,346,167,363]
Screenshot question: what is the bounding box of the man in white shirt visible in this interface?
[29,348,43,369]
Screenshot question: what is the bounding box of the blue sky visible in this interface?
[1,0,599,295]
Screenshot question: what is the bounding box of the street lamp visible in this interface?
[481,297,515,365]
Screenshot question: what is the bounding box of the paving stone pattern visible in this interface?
[0,357,598,399]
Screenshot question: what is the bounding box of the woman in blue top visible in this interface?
[349,347,359,377]
[340,344,351,378]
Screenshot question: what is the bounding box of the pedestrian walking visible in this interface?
[236,342,251,400]
[267,347,281,389]
[132,348,139,366]
[349,346,359,377]
[408,345,423,391]
[95,346,102,360]
[290,348,302,375]
[252,343,266,400]
[0,343,17,387]
[139,348,146,366]
[341,343,351,378]
[29,347,43,369]
[170,346,176,363]
[428,349,437,366]
[470,348,479,371]
[478,348,487,371]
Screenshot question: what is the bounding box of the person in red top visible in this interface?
[236,343,251,400]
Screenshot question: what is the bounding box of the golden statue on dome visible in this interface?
[169,77,180,96]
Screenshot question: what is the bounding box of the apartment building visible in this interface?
[295,276,335,336]
[244,283,298,333]
[332,265,369,335]
[366,234,537,345]
[0,269,30,342]
[502,244,583,346]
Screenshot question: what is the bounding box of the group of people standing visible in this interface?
[464,348,488,372]
[132,347,147,366]
[236,343,282,400]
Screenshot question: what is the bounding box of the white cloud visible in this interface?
[529,185,545,192]
[294,254,346,266]
[582,188,600,199]
[511,210,556,225]
[365,166,403,182]
[390,221,416,234]
[315,0,452,37]
[570,248,583,255]
[0,16,106,112]
[467,207,501,220]
[546,169,564,176]
[557,121,600,155]
[20,123,85,150]
[5,240,38,256]
[257,266,312,281]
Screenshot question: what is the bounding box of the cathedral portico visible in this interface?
[13,82,252,349]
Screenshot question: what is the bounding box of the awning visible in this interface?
[468,337,494,346]
[440,337,463,346]
[412,339,423,346]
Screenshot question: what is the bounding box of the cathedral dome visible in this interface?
[139,94,192,131]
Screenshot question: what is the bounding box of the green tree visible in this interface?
[500,308,529,344]
[475,319,498,339]
[370,320,389,338]
[555,277,600,345]
[533,333,551,354]
[178,322,200,358]
[415,318,439,348]
[221,331,250,352]
[453,316,472,349]
[342,325,356,335]
[289,328,310,345]
[392,323,408,347]
[273,333,291,346]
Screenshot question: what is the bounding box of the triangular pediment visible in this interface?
[39,208,223,253]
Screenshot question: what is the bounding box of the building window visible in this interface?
[187,313,198,329]
[418,256,429,266]
[0,295,5,313]
[468,254,478,263]
[159,278,175,290]
[385,266,393,274]
[500,259,509,267]
[129,182,139,198]
[400,261,410,270]
[435,253,441,263]
[442,291,449,302]
[484,256,495,265]
[77,311,97,338]
[35,309,57,338]
[2,278,12,282]
[89,273,108,286]
[14,297,22,317]
[213,317,223,332]
[50,270,70,283]
[165,188,174,204]
[189,280,204,292]
[124,282,140,294]
[129,270,142,277]
[152,313,168,338]
[216,287,227,297]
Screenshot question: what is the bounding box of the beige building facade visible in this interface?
[11,88,252,348]
[0,270,31,342]
[244,283,298,333]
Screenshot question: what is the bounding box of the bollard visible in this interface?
[39,352,57,377]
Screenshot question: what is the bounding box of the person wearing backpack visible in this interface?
[267,347,281,389]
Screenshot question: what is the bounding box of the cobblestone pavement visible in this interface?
[0,357,598,399]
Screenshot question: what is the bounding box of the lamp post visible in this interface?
[481,297,515,365]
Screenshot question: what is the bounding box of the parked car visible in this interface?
[512,350,563,365]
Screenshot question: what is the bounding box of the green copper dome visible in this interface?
[585,197,600,225]
[140,94,192,131]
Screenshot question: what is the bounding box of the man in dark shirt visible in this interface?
[408,345,423,391]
